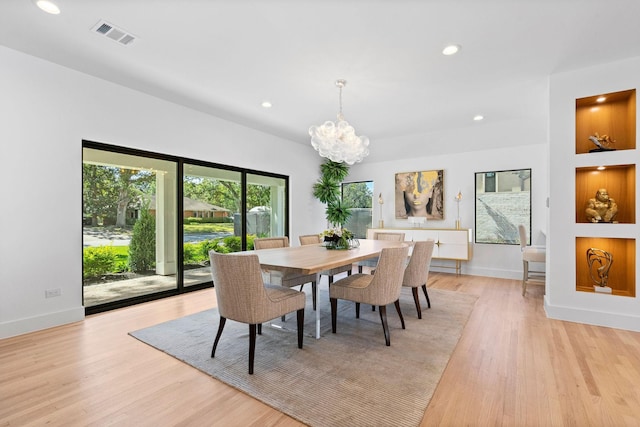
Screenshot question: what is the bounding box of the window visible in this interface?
[342,181,373,238]
[474,168,531,244]
[82,141,288,313]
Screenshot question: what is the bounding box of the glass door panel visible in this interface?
[246,173,287,244]
[183,164,242,287]
[82,147,177,307]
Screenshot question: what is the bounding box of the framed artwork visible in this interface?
[395,170,444,219]
[474,168,531,244]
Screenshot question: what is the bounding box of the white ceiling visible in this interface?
[2,0,640,161]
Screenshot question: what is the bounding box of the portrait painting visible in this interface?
[395,170,444,219]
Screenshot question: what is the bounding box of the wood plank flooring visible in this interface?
[1,273,639,426]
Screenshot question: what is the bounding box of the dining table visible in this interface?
[253,238,408,339]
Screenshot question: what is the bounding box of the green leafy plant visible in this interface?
[320,161,349,183]
[326,200,351,227]
[128,208,156,272]
[83,245,118,279]
[313,160,352,227]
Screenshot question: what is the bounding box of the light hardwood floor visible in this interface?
[1,273,639,426]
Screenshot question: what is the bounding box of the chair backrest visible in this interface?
[368,245,410,305]
[209,251,270,324]
[518,224,527,250]
[403,240,435,288]
[373,232,405,242]
[254,236,290,249]
[299,234,321,246]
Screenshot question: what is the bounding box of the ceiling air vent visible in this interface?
[91,20,137,46]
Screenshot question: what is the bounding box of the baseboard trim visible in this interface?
[544,296,640,332]
[0,307,85,339]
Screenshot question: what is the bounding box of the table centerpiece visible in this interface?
[321,227,359,250]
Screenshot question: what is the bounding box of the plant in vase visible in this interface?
[321,227,357,250]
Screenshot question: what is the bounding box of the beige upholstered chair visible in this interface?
[254,236,318,310]
[518,224,546,296]
[209,251,305,374]
[299,234,353,283]
[402,240,435,318]
[330,245,410,346]
[357,231,406,273]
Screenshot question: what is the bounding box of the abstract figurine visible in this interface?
[588,132,616,152]
[586,248,613,288]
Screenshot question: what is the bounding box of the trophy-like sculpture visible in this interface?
[585,188,618,223]
[586,248,613,290]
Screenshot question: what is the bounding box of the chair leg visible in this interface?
[378,305,391,346]
[257,323,262,335]
[248,324,257,374]
[372,305,376,312]
[422,284,431,308]
[411,287,422,319]
[312,281,317,311]
[211,316,226,358]
[355,302,360,318]
[394,299,405,329]
[358,265,363,274]
[522,260,528,296]
[328,275,334,285]
[297,308,304,349]
[281,315,286,322]
[330,298,338,333]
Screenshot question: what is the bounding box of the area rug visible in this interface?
[129,287,477,427]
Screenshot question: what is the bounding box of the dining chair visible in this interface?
[357,231,406,273]
[518,224,546,296]
[254,236,318,310]
[299,234,353,284]
[402,240,435,318]
[330,245,410,346]
[209,251,305,374]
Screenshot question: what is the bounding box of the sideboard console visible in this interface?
[367,227,473,275]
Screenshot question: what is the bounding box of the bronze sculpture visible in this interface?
[585,188,618,223]
[586,248,613,288]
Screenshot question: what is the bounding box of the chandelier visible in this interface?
[309,79,370,165]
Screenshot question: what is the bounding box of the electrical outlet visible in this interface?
[45,288,61,298]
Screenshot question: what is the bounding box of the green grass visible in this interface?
[183,223,234,234]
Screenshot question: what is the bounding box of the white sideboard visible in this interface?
[366,227,473,274]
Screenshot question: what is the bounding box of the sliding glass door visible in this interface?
[183,163,242,287]
[82,146,178,308]
[83,141,290,313]
[246,173,288,242]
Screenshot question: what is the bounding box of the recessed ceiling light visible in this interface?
[261,101,272,109]
[473,115,484,121]
[597,166,606,170]
[442,44,460,56]
[596,96,606,103]
[34,0,60,14]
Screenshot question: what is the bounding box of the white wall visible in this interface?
[547,56,640,332]
[348,137,549,279]
[0,46,325,338]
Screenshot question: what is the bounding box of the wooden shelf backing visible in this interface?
[575,237,635,297]
[575,89,636,154]
[575,165,636,224]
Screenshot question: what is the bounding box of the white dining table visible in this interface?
[253,238,408,339]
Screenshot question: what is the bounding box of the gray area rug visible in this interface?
[130,287,477,427]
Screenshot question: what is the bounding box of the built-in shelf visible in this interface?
[575,236,636,297]
[575,164,636,224]
[575,89,636,154]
